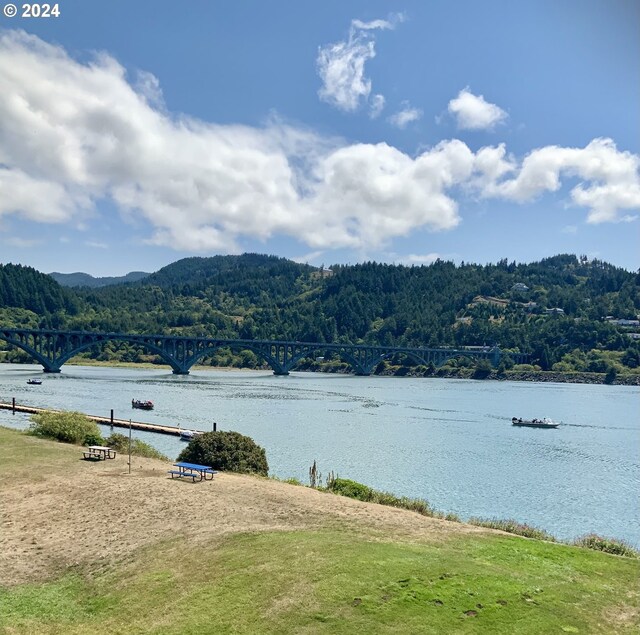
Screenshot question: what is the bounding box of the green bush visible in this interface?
[468,518,557,542]
[328,478,373,501]
[28,411,101,445]
[177,431,268,476]
[104,433,168,460]
[574,534,639,558]
[83,431,105,446]
[327,478,437,517]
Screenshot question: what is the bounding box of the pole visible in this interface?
[213,421,217,432]
[12,397,15,414]
[110,409,114,432]
[128,418,132,475]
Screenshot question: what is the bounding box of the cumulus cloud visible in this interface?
[0,30,638,259]
[388,103,423,129]
[448,87,508,130]
[317,14,402,113]
[481,138,640,223]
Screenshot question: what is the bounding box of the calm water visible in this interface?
[1,363,638,546]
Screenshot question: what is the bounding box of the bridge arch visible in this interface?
[55,336,186,374]
[0,332,56,372]
[181,343,287,375]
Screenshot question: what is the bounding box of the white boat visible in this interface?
[179,429,205,441]
[511,417,560,429]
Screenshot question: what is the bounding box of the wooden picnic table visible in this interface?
[168,461,217,482]
[83,445,116,461]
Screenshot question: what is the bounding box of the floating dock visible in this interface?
[0,400,186,437]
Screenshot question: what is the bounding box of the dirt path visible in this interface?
[1,444,486,586]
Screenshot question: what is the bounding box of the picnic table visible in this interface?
[168,461,217,482]
[83,445,116,460]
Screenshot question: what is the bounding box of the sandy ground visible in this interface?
[1,445,487,587]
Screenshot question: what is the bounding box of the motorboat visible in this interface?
[179,429,205,441]
[132,399,154,410]
[27,378,42,385]
[511,417,560,428]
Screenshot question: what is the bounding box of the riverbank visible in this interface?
[13,358,640,385]
[1,427,639,634]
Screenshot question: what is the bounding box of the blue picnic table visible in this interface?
[168,462,217,482]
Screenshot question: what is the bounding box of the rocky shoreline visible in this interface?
[308,364,640,385]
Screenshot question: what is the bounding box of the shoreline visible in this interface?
[2,359,639,385]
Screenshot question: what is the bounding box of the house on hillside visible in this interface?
[545,307,565,315]
[511,283,529,292]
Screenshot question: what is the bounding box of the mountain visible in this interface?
[48,271,150,288]
[0,263,79,321]
[1,254,639,373]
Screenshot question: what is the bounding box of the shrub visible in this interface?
[83,431,105,446]
[472,359,493,379]
[177,431,268,476]
[574,534,639,558]
[28,411,101,445]
[328,478,373,501]
[468,518,556,542]
[104,433,168,460]
[327,478,436,517]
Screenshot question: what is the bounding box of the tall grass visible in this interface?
[327,478,438,517]
[468,518,557,541]
[573,534,639,558]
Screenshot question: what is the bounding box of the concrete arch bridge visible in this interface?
[0,328,527,376]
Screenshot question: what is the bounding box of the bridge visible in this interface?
[0,328,528,376]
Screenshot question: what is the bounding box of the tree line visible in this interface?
[0,253,638,373]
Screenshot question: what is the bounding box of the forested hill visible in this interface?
[0,264,79,316]
[49,271,150,288]
[0,254,639,373]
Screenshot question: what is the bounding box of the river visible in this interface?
[1,363,638,547]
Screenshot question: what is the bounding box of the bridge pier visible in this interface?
[43,368,61,373]
[273,371,290,376]
[172,369,190,375]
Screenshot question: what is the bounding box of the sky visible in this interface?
[0,0,638,276]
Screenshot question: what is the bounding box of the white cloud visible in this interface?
[369,93,385,119]
[292,250,325,264]
[397,253,442,265]
[481,138,640,223]
[448,87,508,130]
[3,236,42,248]
[388,103,423,129]
[85,240,108,249]
[0,31,638,258]
[317,14,402,113]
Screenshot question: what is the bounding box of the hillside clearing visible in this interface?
[1,427,638,634]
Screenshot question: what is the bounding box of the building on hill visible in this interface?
[511,283,529,292]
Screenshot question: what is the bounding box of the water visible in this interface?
[1,363,638,546]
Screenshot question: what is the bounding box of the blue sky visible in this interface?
[0,0,638,276]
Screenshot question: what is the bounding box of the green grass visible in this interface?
[1,426,639,634]
[1,531,639,634]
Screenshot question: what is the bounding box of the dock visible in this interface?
[0,400,186,437]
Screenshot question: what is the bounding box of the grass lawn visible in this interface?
[1,427,638,634]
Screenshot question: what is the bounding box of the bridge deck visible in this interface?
[0,401,185,437]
